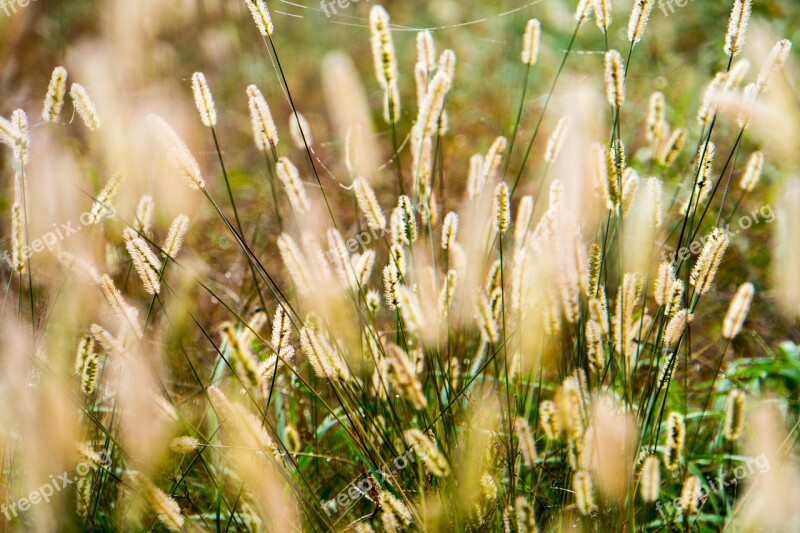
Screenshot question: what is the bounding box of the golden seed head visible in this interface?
[680,475,703,513]
[723,389,746,440]
[276,157,311,214]
[690,227,729,295]
[628,0,656,44]
[539,400,561,439]
[170,436,200,455]
[442,211,459,250]
[43,66,68,122]
[70,83,101,131]
[722,282,754,339]
[739,151,764,192]
[353,177,386,232]
[640,455,661,502]
[664,411,685,471]
[370,5,401,124]
[573,470,597,515]
[724,0,752,57]
[245,0,274,36]
[191,72,216,127]
[521,19,541,65]
[593,0,611,31]
[757,39,792,91]
[163,214,190,258]
[604,50,626,107]
[247,84,279,150]
[493,182,511,236]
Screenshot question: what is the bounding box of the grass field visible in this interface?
[0,0,799,531]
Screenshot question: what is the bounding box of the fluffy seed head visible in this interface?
[690,228,729,295]
[658,128,686,168]
[493,182,511,236]
[124,228,162,295]
[70,83,100,131]
[593,0,611,31]
[515,418,537,468]
[640,455,661,502]
[723,389,746,441]
[191,72,217,127]
[539,400,561,439]
[353,177,386,231]
[680,475,703,513]
[170,436,199,454]
[521,19,541,65]
[739,151,764,192]
[370,6,401,123]
[604,50,626,107]
[148,114,206,190]
[757,39,792,91]
[664,411,685,471]
[245,0,274,36]
[573,471,597,515]
[163,214,190,258]
[664,309,691,351]
[628,0,655,44]
[442,211,459,250]
[654,262,675,306]
[43,66,68,122]
[724,0,752,57]
[276,157,310,214]
[722,282,754,339]
[247,84,279,150]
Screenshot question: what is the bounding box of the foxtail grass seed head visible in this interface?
[646,177,664,228]
[148,114,206,190]
[442,211,458,250]
[388,346,427,410]
[134,195,154,235]
[586,319,605,372]
[88,173,122,224]
[658,128,686,168]
[521,19,541,65]
[493,182,511,236]
[573,471,597,515]
[247,84,279,150]
[627,0,655,44]
[690,228,729,295]
[587,243,602,297]
[278,233,313,295]
[664,411,685,471]
[43,66,68,122]
[540,400,561,439]
[726,59,751,91]
[724,0,752,57]
[664,309,691,351]
[397,286,424,333]
[722,282,754,339]
[405,428,448,476]
[78,342,99,395]
[667,280,685,317]
[416,30,436,73]
[515,418,538,468]
[680,475,703,513]
[640,455,661,502]
[739,151,764,192]
[398,195,418,244]
[163,214,190,258]
[123,227,162,291]
[757,39,792,91]
[723,389,746,441]
[646,92,666,152]
[514,497,537,532]
[438,269,457,319]
[621,168,639,217]
[467,154,485,199]
[383,263,401,309]
[605,50,625,107]
[370,5,401,123]
[170,436,199,454]
[11,200,26,274]
[593,0,611,31]
[390,243,406,278]
[221,324,261,387]
[698,73,727,129]
[353,177,386,231]
[545,117,569,163]
[482,136,508,184]
[126,471,184,532]
[276,157,310,214]
[654,262,675,306]
[477,291,500,343]
[70,83,100,131]
[99,274,143,339]
[414,70,450,142]
[272,305,292,351]
[575,0,594,23]
[191,72,216,128]
[245,0,274,36]
[289,112,313,149]
[300,327,350,381]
